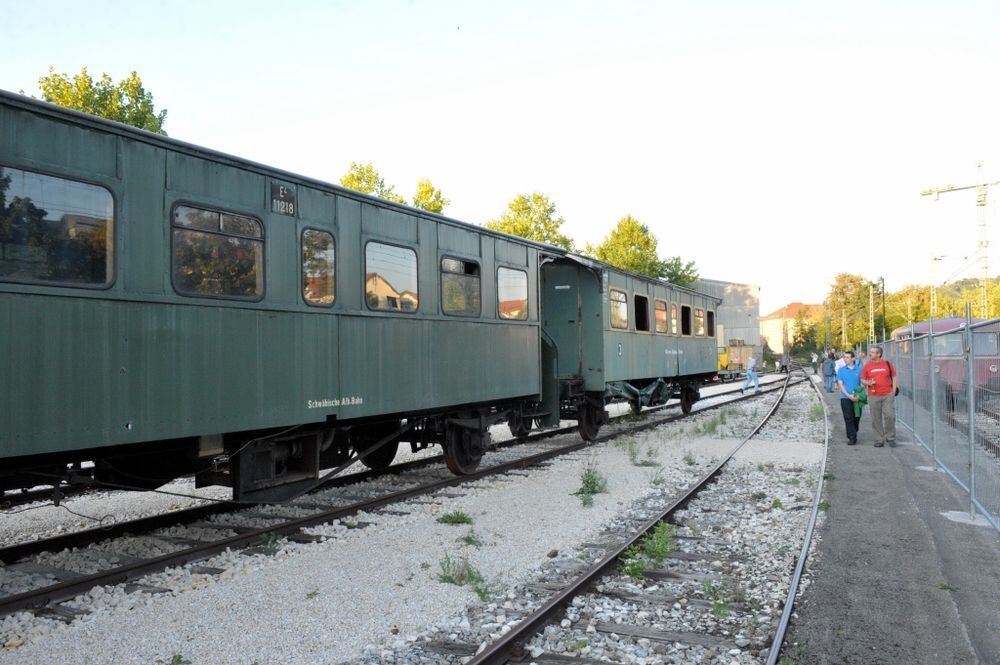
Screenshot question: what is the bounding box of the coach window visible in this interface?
[0,165,114,287]
[695,308,706,336]
[707,310,716,337]
[634,294,650,331]
[974,332,998,356]
[441,257,481,317]
[654,300,668,333]
[670,303,679,335]
[172,204,263,299]
[366,242,418,312]
[498,266,528,320]
[610,289,628,329]
[302,229,335,306]
[681,305,692,335]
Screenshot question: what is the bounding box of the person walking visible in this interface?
[861,345,897,447]
[836,350,864,444]
[822,352,836,393]
[740,355,761,394]
[811,351,819,374]
[780,353,790,374]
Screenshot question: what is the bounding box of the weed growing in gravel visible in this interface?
[784,477,801,486]
[459,530,483,547]
[155,656,192,665]
[258,532,282,548]
[437,510,473,525]
[305,589,320,600]
[771,498,784,510]
[647,467,666,486]
[619,521,675,578]
[438,552,485,587]
[701,416,720,435]
[712,599,731,619]
[823,472,835,481]
[420,562,431,569]
[818,501,830,512]
[809,403,825,421]
[756,463,766,472]
[573,462,608,507]
[935,581,959,592]
[626,441,659,467]
[570,639,589,651]
[683,450,697,466]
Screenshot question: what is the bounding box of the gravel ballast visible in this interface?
[0,377,803,664]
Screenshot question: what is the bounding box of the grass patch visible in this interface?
[155,657,192,665]
[935,581,959,592]
[573,462,608,507]
[619,521,675,578]
[712,598,730,618]
[683,450,697,466]
[756,463,766,472]
[647,467,667,486]
[570,639,588,652]
[823,472,835,481]
[809,403,825,421]
[437,510,473,525]
[305,588,319,600]
[771,498,784,510]
[438,551,485,587]
[459,530,483,547]
[818,501,830,512]
[625,440,660,467]
[258,532,282,548]
[784,477,801,486]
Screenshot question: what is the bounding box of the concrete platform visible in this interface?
[785,380,1000,665]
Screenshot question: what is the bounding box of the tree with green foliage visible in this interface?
[791,308,819,354]
[485,193,573,250]
[412,178,449,213]
[339,162,405,204]
[38,67,167,134]
[589,215,663,278]
[660,256,699,288]
[586,215,698,287]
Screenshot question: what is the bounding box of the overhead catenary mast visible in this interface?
[921,162,999,318]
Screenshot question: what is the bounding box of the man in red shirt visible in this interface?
[861,345,897,447]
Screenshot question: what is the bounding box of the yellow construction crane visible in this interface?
[921,162,1000,318]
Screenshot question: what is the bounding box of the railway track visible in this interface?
[0,377,797,623]
[441,370,828,664]
[0,376,784,512]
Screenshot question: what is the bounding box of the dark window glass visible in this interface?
[707,310,716,337]
[498,266,528,320]
[635,294,650,331]
[610,289,628,329]
[933,335,963,357]
[681,305,692,335]
[0,166,113,286]
[441,257,481,317]
[654,300,668,333]
[366,242,418,312]
[670,303,679,335]
[974,331,998,356]
[172,204,263,299]
[302,229,335,306]
[695,308,706,336]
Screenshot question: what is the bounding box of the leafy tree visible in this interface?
[339,162,405,204]
[38,67,167,134]
[791,308,819,354]
[412,178,449,213]
[590,215,662,278]
[660,256,699,288]
[485,193,573,250]
[586,215,698,287]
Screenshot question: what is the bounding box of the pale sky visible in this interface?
[4,0,999,313]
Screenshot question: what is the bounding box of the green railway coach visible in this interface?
[0,91,721,503]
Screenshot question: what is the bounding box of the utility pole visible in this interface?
[921,162,999,319]
[880,276,887,341]
[868,282,876,346]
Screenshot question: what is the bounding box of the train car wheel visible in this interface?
[359,441,397,471]
[628,400,642,416]
[444,427,485,475]
[680,389,694,414]
[507,415,532,442]
[356,423,401,472]
[578,406,601,441]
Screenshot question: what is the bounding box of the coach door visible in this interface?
[541,262,583,379]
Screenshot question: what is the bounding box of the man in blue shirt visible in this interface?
[740,355,761,394]
[836,350,863,444]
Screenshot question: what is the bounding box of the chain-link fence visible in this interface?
[883,315,1000,533]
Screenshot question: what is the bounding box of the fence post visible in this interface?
[965,304,976,518]
[909,323,916,430]
[929,316,938,464]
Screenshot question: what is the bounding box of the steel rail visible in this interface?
[765,374,830,665]
[466,373,795,665]
[0,379,797,618]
